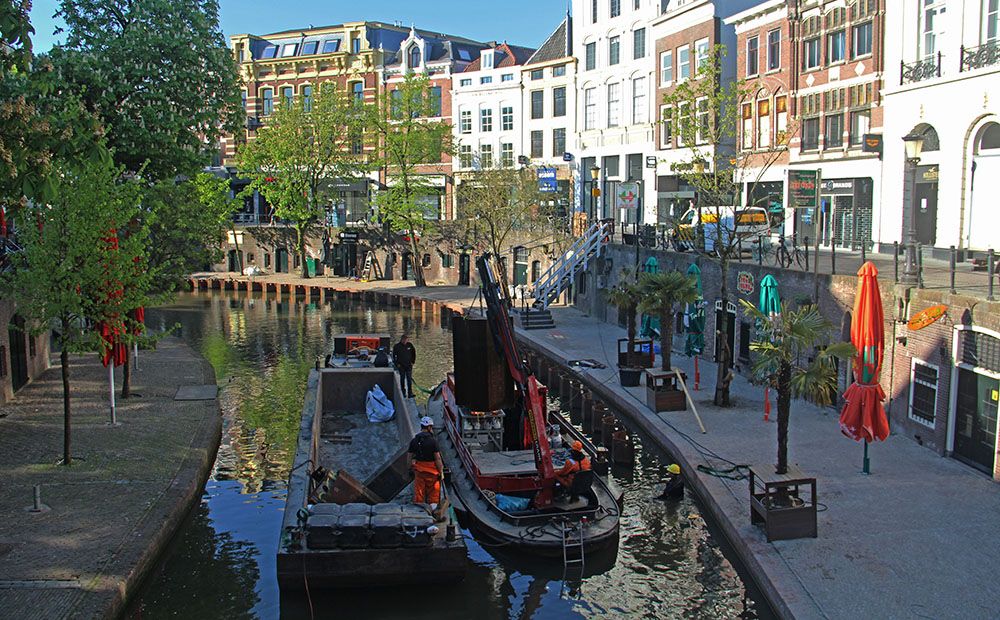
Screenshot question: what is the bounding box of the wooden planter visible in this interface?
[618,338,654,369]
[645,368,686,412]
[618,367,643,387]
[748,464,818,542]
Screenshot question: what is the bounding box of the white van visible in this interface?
[673,206,771,253]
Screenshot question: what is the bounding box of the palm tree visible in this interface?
[637,271,701,371]
[741,300,855,475]
[604,268,643,366]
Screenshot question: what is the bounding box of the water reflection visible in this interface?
[131,291,767,619]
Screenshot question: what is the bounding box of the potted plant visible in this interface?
[605,270,645,386]
[637,271,701,373]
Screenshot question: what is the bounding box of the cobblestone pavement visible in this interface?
[0,338,220,620]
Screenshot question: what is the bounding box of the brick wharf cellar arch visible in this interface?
[967,121,1000,252]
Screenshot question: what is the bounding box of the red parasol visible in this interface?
[97,229,127,368]
[839,262,889,470]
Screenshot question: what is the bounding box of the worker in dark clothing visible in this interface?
[393,334,417,398]
[409,416,444,506]
[373,346,390,368]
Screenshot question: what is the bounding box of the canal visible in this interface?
[130,291,770,619]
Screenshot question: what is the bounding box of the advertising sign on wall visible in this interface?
[537,168,558,193]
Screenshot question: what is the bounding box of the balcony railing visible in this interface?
[900,52,941,85]
[960,42,1000,72]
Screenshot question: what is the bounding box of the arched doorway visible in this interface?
[402,253,414,281]
[968,121,1000,251]
[7,314,28,392]
[458,253,471,286]
[512,246,528,287]
[908,123,940,246]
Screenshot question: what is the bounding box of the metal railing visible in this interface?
[531,220,613,310]
[960,42,1000,72]
[900,52,942,85]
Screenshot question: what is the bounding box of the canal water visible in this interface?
[130,291,770,619]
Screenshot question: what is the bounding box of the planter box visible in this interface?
[618,367,642,387]
[645,368,687,412]
[748,464,817,542]
[618,338,654,369]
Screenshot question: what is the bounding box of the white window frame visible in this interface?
[660,50,673,85]
[459,109,472,134]
[479,143,494,168]
[852,21,873,58]
[501,106,514,131]
[480,107,493,132]
[695,38,710,75]
[695,97,709,144]
[500,142,514,167]
[607,82,621,128]
[908,358,939,429]
[459,144,473,168]
[827,29,846,64]
[632,76,647,125]
[678,46,691,81]
[584,87,597,130]
[659,104,673,149]
[985,0,999,44]
[767,28,781,71]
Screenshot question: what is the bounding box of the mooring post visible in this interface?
[949,246,957,294]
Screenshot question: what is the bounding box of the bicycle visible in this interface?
[773,236,806,269]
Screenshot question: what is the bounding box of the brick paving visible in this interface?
[0,338,220,620]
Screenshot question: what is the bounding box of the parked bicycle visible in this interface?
[773,236,806,269]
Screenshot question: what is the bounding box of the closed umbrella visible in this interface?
[757,274,781,420]
[640,257,660,338]
[684,263,705,389]
[98,228,127,424]
[839,261,890,474]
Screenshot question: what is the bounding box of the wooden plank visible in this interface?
[673,367,706,434]
[363,447,412,501]
[327,469,383,504]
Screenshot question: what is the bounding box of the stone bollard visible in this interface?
[600,414,616,446]
[547,366,560,396]
[593,447,611,476]
[559,375,572,406]
[581,393,594,429]
[589,402,607,435]
[612,429,636,467]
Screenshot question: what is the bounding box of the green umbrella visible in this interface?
[640,257,660,337]
[758,274,781,316]
[684,264,704,357]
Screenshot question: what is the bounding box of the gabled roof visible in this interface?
[525,17,570,66]
[462,42,537,72]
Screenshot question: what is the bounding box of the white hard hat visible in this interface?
[420,416,434,427]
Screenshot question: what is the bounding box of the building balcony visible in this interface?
[960,42,1000,73]
[900,53,941,85]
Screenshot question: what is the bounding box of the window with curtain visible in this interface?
[742,103,754,149]
[852,21,872,57]
[281,86,293,108]
[775,95,788,140]
[802,37,820,69]
[609,36,621,65]
[553,87,566,117]
[607,83,621,127]
[849,109,870,146]
[261,88,273,115]
[611,0,620,17]
[986,0,999,43]
[827,29,846,63]
[757,99,771,148]
[632,77,647,124]
[920,0,946,59]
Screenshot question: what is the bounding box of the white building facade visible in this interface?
[573,0,660,226]
[881,0,1000,257]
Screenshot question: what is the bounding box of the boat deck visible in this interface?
[473,450,538,476]
[318,409,400,484]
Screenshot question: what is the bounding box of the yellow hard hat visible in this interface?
[667,464,681,475]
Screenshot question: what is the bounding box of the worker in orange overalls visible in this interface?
[555,441,591,489]
[408,416,445,506]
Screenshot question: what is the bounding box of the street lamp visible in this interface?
[901,131,925,284]
[588,164,601,225]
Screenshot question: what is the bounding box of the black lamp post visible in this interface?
[588,164,601,225]
[901,131,925,284]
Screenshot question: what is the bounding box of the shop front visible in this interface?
[655,175,696,226]
[793,177,874,249]
[949,326,1000,477]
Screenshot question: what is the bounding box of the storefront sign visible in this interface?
[562,152,574,162]
[788,170,819,209]
[821,179,855,195]
[862,134,883,156]
[737,271,755,295]
[920,166,939,182]
[645,156,658,168]
[338,231,360,242]
[537,167,558,193]
[616,181,640,212]
[907,304,947,331]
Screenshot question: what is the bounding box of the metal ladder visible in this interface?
[360,251,382,282]
[560,520,585,599]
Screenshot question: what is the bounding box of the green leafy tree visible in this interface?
[637,271,701,371]
[742,301,855,474]
[604,268,643,367]
[237,87,372,279]
[1,0,33,74]
[1,157,149,465]
[370,73,452,287]
[662,45,791,406]
[50,0,242,180]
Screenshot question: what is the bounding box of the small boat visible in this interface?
[428,256,622,557]
[277,340,466,589]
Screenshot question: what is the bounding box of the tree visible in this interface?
[370,73,452,287]
[637,271,701,371]
[457,164,554,274]
[604,268,643,366]
[51,0,242,181]
[742,300,855,475]
[237,87,372,279]
[0,156,149,465]
[662,45,791,406]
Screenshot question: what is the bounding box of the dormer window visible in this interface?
[482,50,494,69]
[408,44,421,69]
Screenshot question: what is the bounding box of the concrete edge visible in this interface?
[516,334,802,620]
[81,341,222,620]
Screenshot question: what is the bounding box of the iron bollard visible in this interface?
[861,239,867,264]
[989,249,996,301]
[757,235,763,265]
[894,241,900,283]
[804,237,810,272]
[831,237,837,275]
[950,246,957,294]
[917,243,925,289]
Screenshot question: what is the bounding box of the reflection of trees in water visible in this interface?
[133,501,260,620]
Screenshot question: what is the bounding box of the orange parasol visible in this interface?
[839,261,889,472]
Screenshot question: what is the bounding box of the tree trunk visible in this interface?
[296,225,309,279]
[231,223,243,275]
[660,311,672,371]
[122,346,131,399]
[775,361,792,475]
[60,324,72,466]
[714,257,732,406]
[410,236,426,287]
[626,304,636,346]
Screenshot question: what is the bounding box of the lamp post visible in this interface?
[587,164,601,226]
[901,131,925,285]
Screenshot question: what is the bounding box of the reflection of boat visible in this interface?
[277,358,466,589]
[428,255,622,557]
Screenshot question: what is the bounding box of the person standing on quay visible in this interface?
[393,334,416,398]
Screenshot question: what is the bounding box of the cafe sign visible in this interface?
[788,169,819,209]
[737,271,755,295]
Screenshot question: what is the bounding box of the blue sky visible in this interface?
[29,0,569,52]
